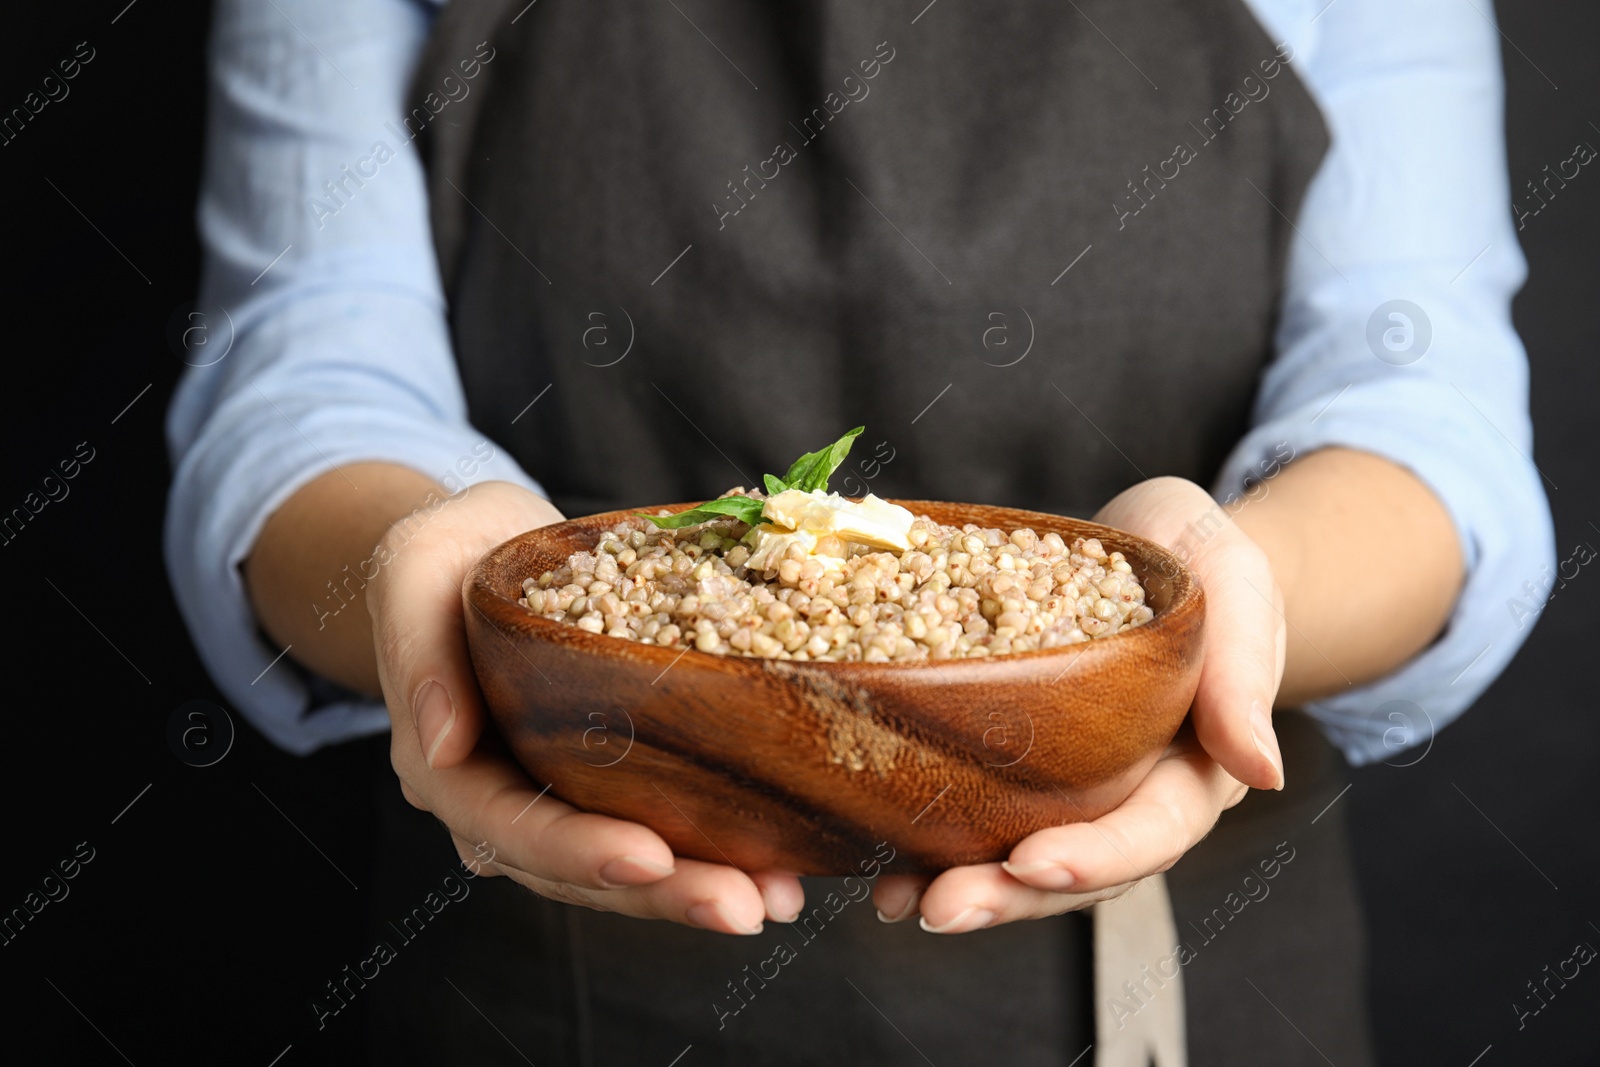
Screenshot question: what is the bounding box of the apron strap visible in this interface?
[1094,873,1187,1066]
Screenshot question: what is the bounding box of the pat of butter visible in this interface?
[744,490,915,571]
[744,527,828,572]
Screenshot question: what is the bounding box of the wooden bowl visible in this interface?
[464,501,1204,875]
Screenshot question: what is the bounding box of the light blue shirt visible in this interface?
[167,0,1555,763]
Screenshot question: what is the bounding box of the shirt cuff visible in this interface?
[164,317,545,756]
[1214,378,1556,766]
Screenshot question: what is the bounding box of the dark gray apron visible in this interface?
[374,2,1374,1063]
[414,0,1324,519]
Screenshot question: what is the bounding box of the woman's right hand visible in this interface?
[366,479,802,933]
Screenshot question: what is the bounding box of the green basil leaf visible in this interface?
[634,427,868,540]
[780,426,864,493]
[636,494,768,529]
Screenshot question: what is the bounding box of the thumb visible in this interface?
[1095,477,1285,791]
[1185,522,1287,791]
[370,483,564,771]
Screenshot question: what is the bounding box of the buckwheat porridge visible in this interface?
[518,430,1152,662]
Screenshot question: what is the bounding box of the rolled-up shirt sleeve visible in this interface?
[1220,0,1557,764]
[165,0,543,755]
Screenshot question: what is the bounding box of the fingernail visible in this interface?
[768,897,802,924]
[413,680,457,770]
[757,880,802,923]
[1249,699,1285,791]
[598,855,676,888]
[875,889,922,924]
[918,906,995,935]
[686,901,763,935]
[1001,860,1077,891]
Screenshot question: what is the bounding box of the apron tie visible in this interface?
[1093,873,1186,1067]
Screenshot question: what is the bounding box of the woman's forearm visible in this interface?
[244,462,446,697]
[244,449,1460,709]
[1229,447,1465,706]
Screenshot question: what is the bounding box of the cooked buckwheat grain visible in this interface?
[519,494,1153,662]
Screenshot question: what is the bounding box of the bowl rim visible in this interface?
[466,498,1203,677]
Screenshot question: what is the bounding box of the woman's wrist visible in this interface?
[1227,447,1463,706]
[244,462,452,696]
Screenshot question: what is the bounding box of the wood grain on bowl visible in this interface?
[463,501,1204,875]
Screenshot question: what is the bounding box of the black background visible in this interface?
[1,2,1595,1064]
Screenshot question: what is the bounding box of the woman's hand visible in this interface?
[873,476,1287,931]
[367,479,804,934]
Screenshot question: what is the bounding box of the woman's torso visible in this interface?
[394,3,1340,1063]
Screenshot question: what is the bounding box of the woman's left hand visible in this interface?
[872,476,1288,932]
